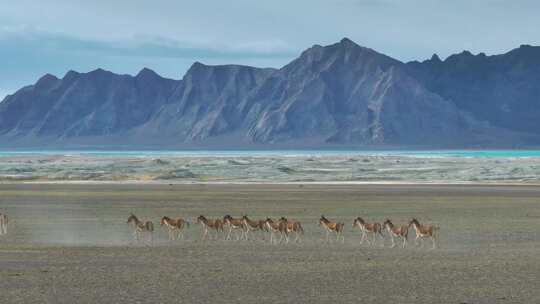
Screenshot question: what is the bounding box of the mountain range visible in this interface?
[1,38,539,148]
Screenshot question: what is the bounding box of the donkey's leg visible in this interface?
[226,227,233,240]
[202,228,208,241]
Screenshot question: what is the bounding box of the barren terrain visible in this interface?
[0,184,539,303]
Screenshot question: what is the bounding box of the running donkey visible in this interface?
[279,217,304,243]
[383,219,409,248]
[127,214,154,243]
[196,215,224,240]
[319,215,345,243]
[409,218,439,249]
[242,215,267,240]
[353,217,384,246]
[160,216,190,240]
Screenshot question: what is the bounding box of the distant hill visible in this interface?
[1,38,539,148]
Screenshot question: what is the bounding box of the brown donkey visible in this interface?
[409,218,439,249]
[196,215,224,240]
[264,218,288,244]
[279,217,304,243]
[383,219,408,248]
[127,214,154,243]
[242,215,267,241]
[160,216,190,240]
[353,217,384,246]
[223,215,247,241]
[319,215,345,243]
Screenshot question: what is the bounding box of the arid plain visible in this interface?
[1,183,539,303]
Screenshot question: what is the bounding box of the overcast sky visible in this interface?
[1,0,539,98]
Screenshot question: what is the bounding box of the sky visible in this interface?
[1,0,540,99]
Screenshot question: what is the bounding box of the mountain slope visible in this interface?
[1,38,539,148]
[407,45,540,134]
[0,68,178,140]
[136,63,275,143]
[245,38,475,145]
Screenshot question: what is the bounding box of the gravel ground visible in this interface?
[0,184,539,303]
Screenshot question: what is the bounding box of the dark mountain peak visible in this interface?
[137,67,156,75]
[299,38,371,57]
[505,44,540,59]
[184,62,270,81]
[339,37,356,46]
[430,53,442,62]
[62,69,117,82]
[87,68,115,77]
[63,70,80,81]
[188,61,206,70]
[296,38,381,61]
[35,73,59,89]
[331,37,371,53]
[92,68,107,73]
[284,38,401,76]
[188,61,257,71]
[136,67,160,80]
[444,50,487,65]
[37,73,58,82]
[183,61,210,78]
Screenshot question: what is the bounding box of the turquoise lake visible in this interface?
[1,150,540,158]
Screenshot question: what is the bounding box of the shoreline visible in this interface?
[2,153,539,185]
[2,180,540,186]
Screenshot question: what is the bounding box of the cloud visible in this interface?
[0,26,297,59]
[1,0,540,98]
[0,26,296,97]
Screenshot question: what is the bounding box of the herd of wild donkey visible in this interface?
[127,213,440,249]
[0,212,438,249]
